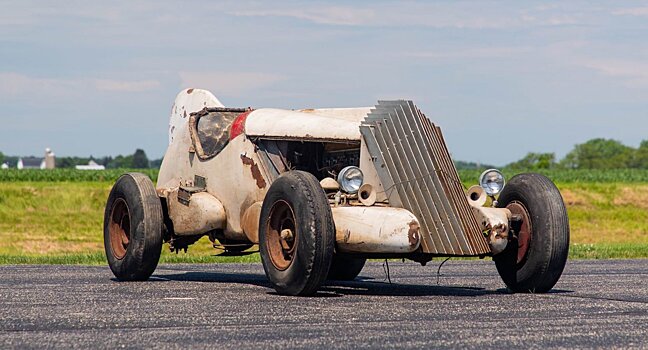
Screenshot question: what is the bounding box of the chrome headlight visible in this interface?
[337,166,364,194]
[479,169,506,196]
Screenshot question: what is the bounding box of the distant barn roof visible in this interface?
[21,157,44,168]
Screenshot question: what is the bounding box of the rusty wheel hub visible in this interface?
[265,200,297,270]
[507,201,532,264]
[109,198,131,260]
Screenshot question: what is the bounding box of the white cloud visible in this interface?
[229,3,583,29]
[612,7,648,17]
[229,7,374,26]
[178,71,287,96]
[0,72,83,98]
[0,72,161,98]
[580,59,648,86]
[404,46,534,60]
[95,79,160,92]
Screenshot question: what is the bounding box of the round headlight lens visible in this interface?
[337,166,364,194]
[479,169,506,196]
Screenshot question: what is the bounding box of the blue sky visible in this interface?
[1,1,647,165]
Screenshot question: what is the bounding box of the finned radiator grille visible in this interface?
[359,100,491,256]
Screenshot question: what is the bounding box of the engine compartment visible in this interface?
[255,140,360,180]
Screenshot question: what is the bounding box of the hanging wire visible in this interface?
[436,257,451,285]
[382,259,392,284]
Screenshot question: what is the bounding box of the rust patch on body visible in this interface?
[187,88,194,94]
[408,220,420,247]
[241,154,267,189]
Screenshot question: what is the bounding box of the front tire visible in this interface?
[494,173,569,293]
[327,255,366,281]
[259,171,335,296]
[104,173,163,281]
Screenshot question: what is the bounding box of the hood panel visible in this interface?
[244,108,366,141]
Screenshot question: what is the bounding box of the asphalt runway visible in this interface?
[0,259,646,349]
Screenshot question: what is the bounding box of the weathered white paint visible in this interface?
[244,108,363,141]
[159,89,269,241]
[159,134,270,241]
[466,185,487,207]
[469,205,511,255]
[168,88,223,145]
[297,107,371,123]
[332,206,421,253]
[319,177,340,191]
[359,138,387,202]
[167,191,226,236]
[357,183,377,206]
[241,201,263,243]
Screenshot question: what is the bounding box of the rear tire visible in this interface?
[327,255,366,281]
[259,171,335,296]
[494,173,569,293]
[104,173,163,281]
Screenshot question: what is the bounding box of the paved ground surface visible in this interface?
[0,259,646,349]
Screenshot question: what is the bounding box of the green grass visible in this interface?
[569,243,648,259]
[0,251,262,265]
[457,168,648,184]
[0,169,159,182]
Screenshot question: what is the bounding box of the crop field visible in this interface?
[4,168,648,183]
[0,169,646,264]
[0,169,159,182]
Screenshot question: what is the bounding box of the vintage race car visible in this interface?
[103,88,570,296]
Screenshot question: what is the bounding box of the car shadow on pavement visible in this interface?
[322,280,500,297]
[153,271,505,297]
[152,271,273,288]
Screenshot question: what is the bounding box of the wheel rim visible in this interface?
[265,200,297,271]
[507,201,532,264]
[109,198,131,260]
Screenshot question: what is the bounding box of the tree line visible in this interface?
[0,149,163,169]
[507,138,648,170]
[2,138,647,170]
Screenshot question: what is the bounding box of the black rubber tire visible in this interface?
[259,171,335,296]
[103,173,163,281]
[327,255,366,281]
[494,173,570,293]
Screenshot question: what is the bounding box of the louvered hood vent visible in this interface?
[359,100,491,256]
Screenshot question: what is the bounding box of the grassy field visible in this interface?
[3,168,648,183]
[0,178,646,264]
